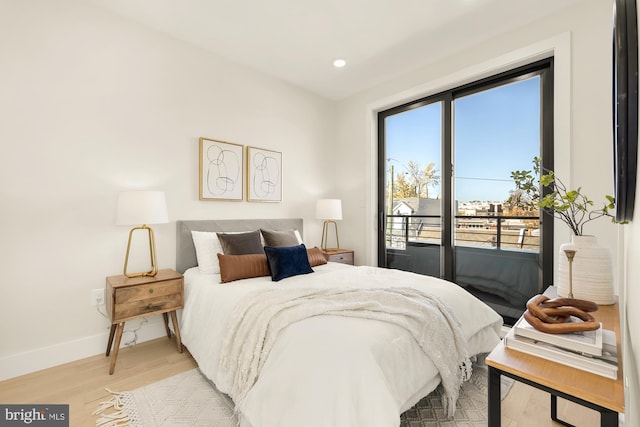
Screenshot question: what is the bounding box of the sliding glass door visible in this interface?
[378,59,554,323]
[381,101,443,276]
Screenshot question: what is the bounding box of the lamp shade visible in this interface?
[315,199,342,220]
[116,191,169,225]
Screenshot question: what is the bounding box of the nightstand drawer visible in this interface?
[327,252,353,264]
[114,292,183,321]
[323,250,354,265]
[115,279,182,304]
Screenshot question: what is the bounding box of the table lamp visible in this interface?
[316,199,342,250]
[116,191,168,277]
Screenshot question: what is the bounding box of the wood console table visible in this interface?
[486,301,624,426]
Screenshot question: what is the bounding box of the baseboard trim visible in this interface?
[0,317,169,381]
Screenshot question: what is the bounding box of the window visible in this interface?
[378,59,553,323]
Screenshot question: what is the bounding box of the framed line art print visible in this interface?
[199,137,243,201]
[246,146,282,202]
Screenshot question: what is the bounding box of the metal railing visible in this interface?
[385,214,540,252]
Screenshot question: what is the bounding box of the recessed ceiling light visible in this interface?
[333,58,347,68]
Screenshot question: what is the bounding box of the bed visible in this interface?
[177,218,502,427]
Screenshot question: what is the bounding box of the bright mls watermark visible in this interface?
[1,405,69,426]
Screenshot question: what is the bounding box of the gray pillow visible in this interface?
[260,229,299,247]
[217,230,263,255]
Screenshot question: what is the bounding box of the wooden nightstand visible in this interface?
[105,269,184,374]
[322,249,354,265]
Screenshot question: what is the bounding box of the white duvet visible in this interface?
[180,263,502,427]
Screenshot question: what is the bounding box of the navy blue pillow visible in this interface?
[263,244,314,282]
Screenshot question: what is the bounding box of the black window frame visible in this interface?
[377,57,554,288]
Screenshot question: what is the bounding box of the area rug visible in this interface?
[400,364,513,426]
[94,365,513,427]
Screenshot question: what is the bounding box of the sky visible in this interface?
[385,76,540,202]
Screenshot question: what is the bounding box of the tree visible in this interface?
[504,188,537,216]
[403,161,440,198]
[393,173,414,198]
[421,162,440,198]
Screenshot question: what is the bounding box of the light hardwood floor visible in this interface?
[0,337,601,427]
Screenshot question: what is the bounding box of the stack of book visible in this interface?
[504,287,618,379]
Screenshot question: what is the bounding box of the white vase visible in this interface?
[557,235,614,305]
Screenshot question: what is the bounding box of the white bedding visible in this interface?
[180,263,502,427]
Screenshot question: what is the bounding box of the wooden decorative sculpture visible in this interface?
[523,294,600,334]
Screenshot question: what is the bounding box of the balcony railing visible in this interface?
[385,214,540,252]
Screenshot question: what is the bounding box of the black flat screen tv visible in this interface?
[613,0,639,222]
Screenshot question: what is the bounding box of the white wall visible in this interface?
[336,0,639,420]
[623,199,640,427]
[620,5,640,422]
[0,0,335,379]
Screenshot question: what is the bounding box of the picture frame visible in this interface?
[612,0,638,221]
[246,146,282,202]
[199,137,244,201]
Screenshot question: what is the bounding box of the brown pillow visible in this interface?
[217,253,271,283]
[217,230,263,255]
[260,228,299,247]
[307,246,328,267]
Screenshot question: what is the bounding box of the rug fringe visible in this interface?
[93,388,131,427]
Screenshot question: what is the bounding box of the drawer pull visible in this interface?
[146,304,154,310]
[149,289,154,293]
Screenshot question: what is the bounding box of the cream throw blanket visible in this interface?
[219,287,472,418]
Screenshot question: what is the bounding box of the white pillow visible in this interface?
[294,229,303,244]
[191,231,223,274]
[191,230,268,274]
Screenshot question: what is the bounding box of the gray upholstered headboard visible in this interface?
[175,218,303,274]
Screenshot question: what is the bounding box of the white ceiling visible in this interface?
[88,0,585,100]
